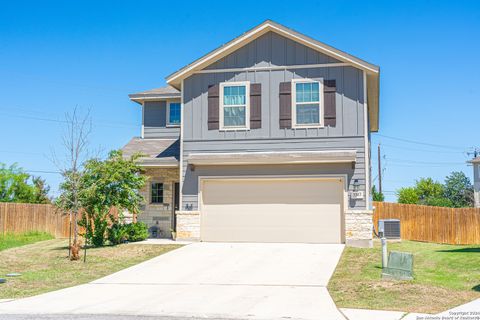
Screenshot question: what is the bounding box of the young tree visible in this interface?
[415,178,444,204]
[396,174,473,208]
[32,176,51,204]
[398,178,446,206]
[53,107,91,260]
[444,171,474,208]
[397,187,419,204]
[372,185,385,202]
[0,163,51,204]
[79,150,146,248]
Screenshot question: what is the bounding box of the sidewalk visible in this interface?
[340,298,480,320]
[136,238,194,245]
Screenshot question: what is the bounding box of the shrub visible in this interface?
[107,222,148,245]
[125,222,149,242]
[92,216,108,247]
[107,222,128,245]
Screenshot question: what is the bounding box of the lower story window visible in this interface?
[151,182,164,204]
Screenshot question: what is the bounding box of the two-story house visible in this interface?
[123,20,380,247]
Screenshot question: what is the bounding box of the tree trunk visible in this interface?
[70,209,80,260]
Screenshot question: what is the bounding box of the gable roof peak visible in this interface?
[165,20,380,132]
[166,20,379,87]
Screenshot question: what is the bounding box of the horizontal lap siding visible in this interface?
[144,127,180,139]
[143,101,181,139]
[182,137,366,211]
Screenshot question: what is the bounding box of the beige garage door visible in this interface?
[200,178,344,243]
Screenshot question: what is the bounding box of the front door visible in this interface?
[173,182,180,230]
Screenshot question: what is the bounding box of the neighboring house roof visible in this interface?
[165,20,380,132]
[122,138,179,167]
[129,86,180,104]
[468,156,480,164]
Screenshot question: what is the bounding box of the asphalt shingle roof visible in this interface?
[128,86,180,99]
[122,138,179,166]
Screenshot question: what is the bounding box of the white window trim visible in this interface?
[291,78,324,129]
[166,100,181,127]
[219,81,250,131]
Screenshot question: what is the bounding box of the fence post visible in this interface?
[3,203,7,235]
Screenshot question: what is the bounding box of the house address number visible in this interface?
[350,191,365,200]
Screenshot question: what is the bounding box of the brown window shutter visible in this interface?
[279,82,292,129]
[208,84,219,130]
[324,80,336,127]
[250,83,261,129]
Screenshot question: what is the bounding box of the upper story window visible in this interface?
[292,79,323,128]
[167,101,181,126]
[151,182,164,204]
[220,81,250,130]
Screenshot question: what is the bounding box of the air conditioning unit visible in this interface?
[378,219,401,239]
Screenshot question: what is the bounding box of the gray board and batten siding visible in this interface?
[143,101,181,139]
[182,31,365,141]
[180,31,368,211]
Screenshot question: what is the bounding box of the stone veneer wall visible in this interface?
[175,209,374,246]
[345,210,373,247]
[139,167,179,239]
[176,211,200,240]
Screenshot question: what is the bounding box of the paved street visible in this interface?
[0,315,237,320]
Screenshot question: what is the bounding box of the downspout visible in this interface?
[179,79,184,210]
[363,71,371,210]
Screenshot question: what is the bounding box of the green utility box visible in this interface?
[382,251,414,280]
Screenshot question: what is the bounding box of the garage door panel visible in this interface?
[202,179,341,205]
[201,178,343,243]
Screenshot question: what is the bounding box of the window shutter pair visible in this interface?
[279,80,337,128]
[208,83,262,130]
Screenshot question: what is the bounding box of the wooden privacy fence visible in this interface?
[0,202,71,238]
[373,201,480,245]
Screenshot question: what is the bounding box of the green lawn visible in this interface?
[328,240,480,314]
[0,232,54,251]
[0,239,182,299]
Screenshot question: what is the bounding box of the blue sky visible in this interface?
[0,0,479,200]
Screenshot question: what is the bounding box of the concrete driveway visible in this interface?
[0,242,345,320]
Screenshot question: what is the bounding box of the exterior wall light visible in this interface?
[353,179,360,191]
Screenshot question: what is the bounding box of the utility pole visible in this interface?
[378,143,383,194]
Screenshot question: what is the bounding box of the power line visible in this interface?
[384,179,417,183]
[387,163,465,168]
[0,150,44,156]
[375,134,465,150]
[26,170,61,175]
[2,70,128,94]
[0,111,138,129]
[387,158,466,165]
[380,143,464,154]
